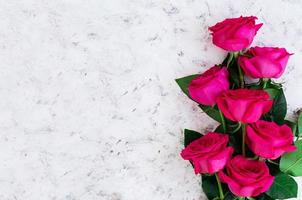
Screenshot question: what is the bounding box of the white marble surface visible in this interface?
[0,0,302,199]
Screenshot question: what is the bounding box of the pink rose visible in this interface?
[246,120,297,159]
[238,47,292,78]
[188,66,229,106]
[217,89,273,123]
[219,156,274,197]
[209,16,262,51]
[181,132,233,174]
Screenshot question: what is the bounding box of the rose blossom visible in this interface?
[216,89,273,123]
[209,16,262,51]
[238,47,292,78]
[246,120,297,159]
[180,132,233,174]
[188,66,229,106]
[219,156,274,197]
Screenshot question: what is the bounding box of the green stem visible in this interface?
[238,64,244,88]
[230,122,242,133]
[215,173,224,200]
[261,78,269,89]
[234,52,244,88]
[259,157,266,162]
[268,160,279,165]
[219,109,226,133]
[226,53,234,68]
[251,155,259,160]
[242,123,246,157]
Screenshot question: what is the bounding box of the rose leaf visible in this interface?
[266,172,297,199]
[255,193,274,200]
[280,140,302,176]
[201,175,227,200]
[198,105,222,123]
[184,129,202,147]
[271,88,287,124]
[283,120,298,136]
[297,111,302,136]
[175,74,198,98]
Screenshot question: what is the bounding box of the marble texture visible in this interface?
[0,0,301,199]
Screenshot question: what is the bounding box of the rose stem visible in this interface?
[251,155,259,160]
[267,160,279,165]
[261,78,269,89]
[230,122,241,134]
[219,109,226,133]
[234,52,244,88]
[237,64,244,88]
[226,52,234,68]
[214,173,224,200]
[242,123,246,157]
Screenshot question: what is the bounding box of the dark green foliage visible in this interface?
[266,159,281,176]
[256,193,274,200]
[201,175,227,200]
[199,105,222,123]
[175,74,198,98]
[184,129,202,147]
[261,88,287,125]
[266,172,297,199]
[226,55,240,89]
[283,119,297,135]
[270,89,287,124]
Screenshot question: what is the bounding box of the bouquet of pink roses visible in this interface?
[176,16,302,200]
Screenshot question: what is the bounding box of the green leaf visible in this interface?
[202,175,226,200]
[248,80,279,99]
[229,132,242,154]
[198,105,222,123]
[223,193,237,200]
[184,129,202,147]
[267,80,282,90]
[263,88,287,124]
[264,88,279,100]
[221,53,231,66]
[266,158,281,176]
[227,59,240,89]
[266,172,297,199]
[221,53,234,68]
[175,74,198,97]
[284,120,297,136]
[280,140,302,176]
[271,88,287,124]
[297,111,302,136]
[248,82,261,90]
[214,124,224,133]
[214,124,242,154]
[256,193,274,200]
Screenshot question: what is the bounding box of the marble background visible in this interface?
[0,0,301,199]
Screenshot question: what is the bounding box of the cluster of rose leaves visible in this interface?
[176,16,302,200]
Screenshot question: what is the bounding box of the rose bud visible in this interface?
[188,66,229,106]
[181,132,233,174]
[219,156,274,197]
[238,47,292,78]
[209,16,263,51]
[216,89,273,123]
[246,120,297,159]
